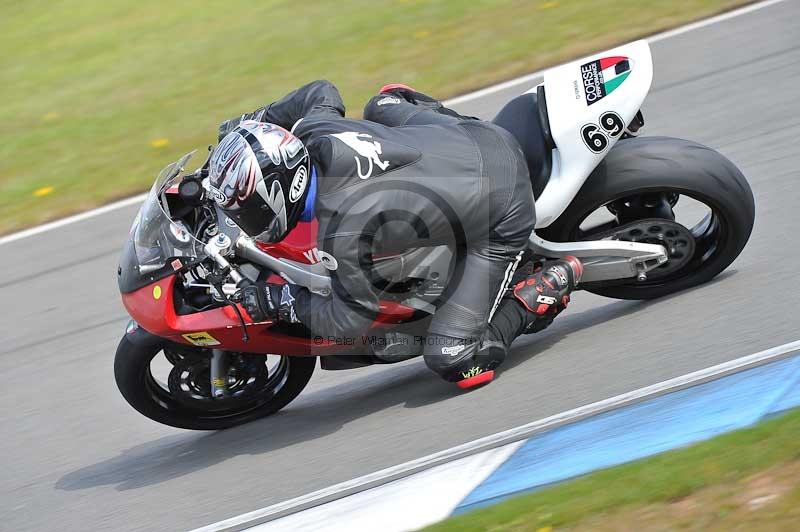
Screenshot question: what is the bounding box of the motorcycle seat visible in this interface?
[492,87,554,199]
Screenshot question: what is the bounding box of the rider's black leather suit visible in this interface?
[229,80,536,378]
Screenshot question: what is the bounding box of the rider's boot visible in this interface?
[379,83,426,102]
[433,257,583,390]
[378,83,474,119]
[512,257,583,334]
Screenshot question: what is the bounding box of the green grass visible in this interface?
[426,408,800,531]
[0,0,752,234]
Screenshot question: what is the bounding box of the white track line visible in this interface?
[444,0,789,105]
[0,193,147,246]
[0,0,787,248]
[190,339,800,532]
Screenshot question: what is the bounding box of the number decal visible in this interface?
[581,124,609,154]
[599,111,624,138]
[581,111,625,153]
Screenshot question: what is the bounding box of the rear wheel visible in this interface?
[114,327,315,430]
[539,136,755,299]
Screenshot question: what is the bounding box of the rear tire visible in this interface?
[114,327,315,430]
[539,136,755,300]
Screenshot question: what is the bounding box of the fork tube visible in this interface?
[210,349,228,398]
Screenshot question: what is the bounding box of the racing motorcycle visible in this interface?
[115,41,754,429]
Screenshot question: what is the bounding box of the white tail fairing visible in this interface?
[532,40,654,228]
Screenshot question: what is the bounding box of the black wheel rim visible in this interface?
[570,187,731,287]
[143,346,291,420]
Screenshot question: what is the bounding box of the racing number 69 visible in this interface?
[581,124,608,153]
[581,111,625,154]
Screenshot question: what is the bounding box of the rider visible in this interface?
[210,80,582,389]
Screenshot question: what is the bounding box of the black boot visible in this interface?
[512,257,583,334]
[378,83,477,120]
[378,83,436,105]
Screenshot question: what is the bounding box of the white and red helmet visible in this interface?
[208,121,310,241]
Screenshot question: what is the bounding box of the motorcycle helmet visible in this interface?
[208,121,311,242]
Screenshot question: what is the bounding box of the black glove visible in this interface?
[218,107,268,141]
[241,281,301,324]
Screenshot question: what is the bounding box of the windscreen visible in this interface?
[130,151,206,272]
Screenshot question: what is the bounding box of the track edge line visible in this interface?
[189,339,800,532]
[1,0,787,246]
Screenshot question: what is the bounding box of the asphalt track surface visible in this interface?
[2,3,799,531]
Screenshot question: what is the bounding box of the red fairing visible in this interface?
[121,275,418,355]
[121,276,324,355]
[256,219,319,264]
[121,214,420,353]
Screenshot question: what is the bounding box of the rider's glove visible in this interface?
[218,107,268,141]
[241,281,302,324]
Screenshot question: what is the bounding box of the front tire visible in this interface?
[114,327,316,430]
[539,136,755,300]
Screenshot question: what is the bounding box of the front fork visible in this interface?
[210,349,229,398]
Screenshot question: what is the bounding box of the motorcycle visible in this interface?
[115,41,754,429]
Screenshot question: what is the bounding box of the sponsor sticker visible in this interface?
[170,259,183,271]
[580,56,632,105]
[302,247,339,271]
[461,367,483,378]
[331,132,391,179]
[152,285,162,300]
[289,166,308,203]
[536,294,557,305]
[207,184,228,205]
[182,331,221,346]
[442,344,466,356]
[377,96,402,106]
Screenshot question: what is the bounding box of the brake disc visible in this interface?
[167,354,270,406]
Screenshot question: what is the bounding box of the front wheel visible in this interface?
[114,327,316,430]
[539,136,755,300]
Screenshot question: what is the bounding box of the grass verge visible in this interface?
[1,0,753,234]
[426,407,800,531]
